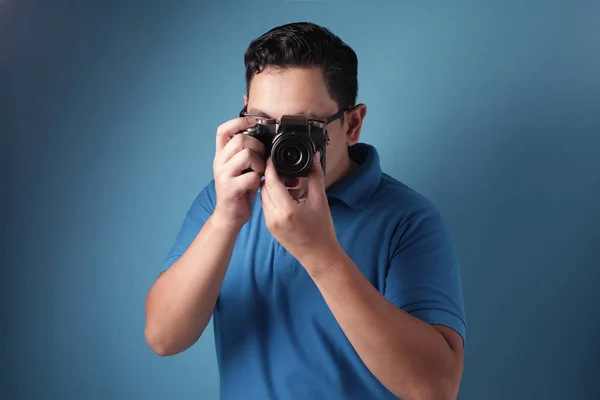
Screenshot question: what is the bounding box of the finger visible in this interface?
[307,151,326,195]
[263,157,293,206]
[230,171,262,198]
[216,131,266,168]
[224,148,266,177]
[215,116,263,155]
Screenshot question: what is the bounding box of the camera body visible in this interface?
[237,114,329,177]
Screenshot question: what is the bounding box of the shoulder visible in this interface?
[366,173,455,255]
[369,172,441,223]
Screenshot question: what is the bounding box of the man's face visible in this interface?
[244,66,361,188]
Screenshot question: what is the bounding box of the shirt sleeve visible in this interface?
[160,180,217,274]
[384,204,467,345]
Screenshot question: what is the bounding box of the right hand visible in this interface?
[212,116,266,228]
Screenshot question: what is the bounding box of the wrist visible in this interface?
[209,210,245,234]
[298,241,347,278]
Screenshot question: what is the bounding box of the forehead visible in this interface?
[247,67,337,118]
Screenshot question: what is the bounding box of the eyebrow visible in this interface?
[247,107,323,120]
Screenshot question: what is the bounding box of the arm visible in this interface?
[145,117,265,357]
[259,153,466,398]
[300,210,466,400]
[145,210,242,357]
[304,252,464,400]
[144,180,248,357]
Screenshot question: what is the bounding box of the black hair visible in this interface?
[244,22,358,112]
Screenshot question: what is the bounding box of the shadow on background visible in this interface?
[2,0,599,399]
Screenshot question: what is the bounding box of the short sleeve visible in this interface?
[384,205,467,345]
[160,180,217,273]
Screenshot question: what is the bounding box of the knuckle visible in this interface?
[252,138,266,151]
[255,163,266,174]
[282,209,294,221]
[232,134,246,150]
[241,148,256,163]
[246,173,260,188]
[216,122,229,138]
[231,186,244,197]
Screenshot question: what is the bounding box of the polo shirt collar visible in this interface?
[326,143,382,209]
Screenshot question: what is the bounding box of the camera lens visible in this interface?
[272,134,314,177]
[282,146,301,165]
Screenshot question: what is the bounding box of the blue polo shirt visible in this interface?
[161,142,467,399]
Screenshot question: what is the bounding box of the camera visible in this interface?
[236,114,330,177]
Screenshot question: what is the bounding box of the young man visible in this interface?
[145,22,467,400]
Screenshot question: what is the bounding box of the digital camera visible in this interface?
[236,114,330,177]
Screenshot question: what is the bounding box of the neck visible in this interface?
[324,153,358,190]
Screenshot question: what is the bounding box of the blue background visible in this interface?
[3,0,599,399]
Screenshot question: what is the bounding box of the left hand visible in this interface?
[260,151,341,266]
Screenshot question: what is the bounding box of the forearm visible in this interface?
[145,212,242,356]
[303,249,462,400]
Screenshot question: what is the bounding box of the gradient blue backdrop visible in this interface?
[3,0,600,399]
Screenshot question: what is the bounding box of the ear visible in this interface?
[345,103,367,146]
[243,94,248,106]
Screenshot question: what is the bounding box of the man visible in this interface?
[145,22,467,400]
